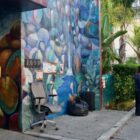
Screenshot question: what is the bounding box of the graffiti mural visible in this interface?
[21,0,99,131]
[0,13,21,131]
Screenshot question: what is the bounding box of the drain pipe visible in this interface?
[99,0,103,110]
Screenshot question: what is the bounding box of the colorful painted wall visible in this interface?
[0,13,21,131]
[31,0,47,6]
[21,0,100,131]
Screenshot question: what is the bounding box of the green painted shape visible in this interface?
[102,74,114,107]
[6,50,21,68]
[0,86,18,115]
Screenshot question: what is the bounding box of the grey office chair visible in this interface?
[30,81,61,132]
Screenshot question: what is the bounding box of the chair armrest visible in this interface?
[33,97,44,104]
[48,94,57,97]
[34,97,44,113]
[34,97,44,99]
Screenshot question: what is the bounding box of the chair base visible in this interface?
[31,120,58,133]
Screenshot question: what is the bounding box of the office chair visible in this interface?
[30,81,61,132]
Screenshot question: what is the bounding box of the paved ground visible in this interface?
[111,115,140,140]
[29,110,127,140]
[0,129,47,140]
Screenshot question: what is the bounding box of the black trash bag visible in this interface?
[67,96,89,116]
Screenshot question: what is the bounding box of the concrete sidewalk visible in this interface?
[0,109,134,140]
[0,129,47,140]
[26,110,132,140]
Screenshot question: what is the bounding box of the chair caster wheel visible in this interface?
[30,126,34,129]
[55,127,59,131]
[40,129,44,133]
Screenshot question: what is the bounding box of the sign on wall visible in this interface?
[24,59,41,68]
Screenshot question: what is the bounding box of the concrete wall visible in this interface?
[114,18,140,61]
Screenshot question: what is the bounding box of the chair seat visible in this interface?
[40,105,52,114]
[44,104,61,113]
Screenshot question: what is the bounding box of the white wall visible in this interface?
[114,18,140,60]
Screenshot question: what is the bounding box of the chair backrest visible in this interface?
[31,81,46,105]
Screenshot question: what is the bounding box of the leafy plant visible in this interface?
[112,0,135,8]
[128,26,140,63]
[113,74,134,103]
[125,57,137,64]
[101,12,127,73]
[101,0,135,70]
[102,30,127,73]
[113,64,140,75]
[113,64,140,103]
[102,30,127,47]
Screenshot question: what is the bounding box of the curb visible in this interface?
[24,131,80,140]
[97,108,135,140]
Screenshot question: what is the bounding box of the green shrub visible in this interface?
[113,64,140,75]
[113,73,134,102]
[113,64,140,103]
[103,65,112,74]
[125,57,137,64]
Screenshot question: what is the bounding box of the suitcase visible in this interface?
[79,92,95,111]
